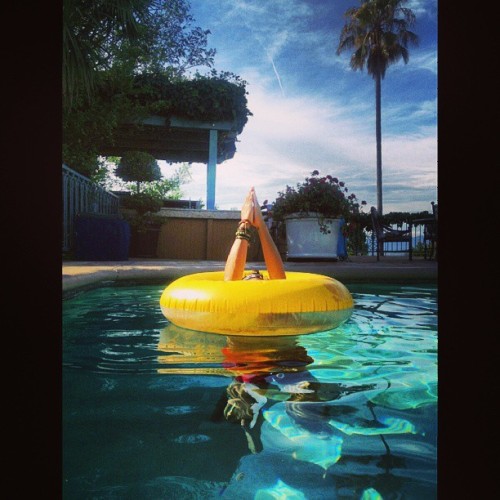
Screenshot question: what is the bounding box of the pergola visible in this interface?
[98,115,240,210]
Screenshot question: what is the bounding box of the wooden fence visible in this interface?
[155,212,263,261]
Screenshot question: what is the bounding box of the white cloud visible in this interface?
[171,81,436,213]
[177,0,437,213]
[407,0,433,17]
[409,50,438,75]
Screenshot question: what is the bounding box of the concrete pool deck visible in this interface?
[63,256,437,295]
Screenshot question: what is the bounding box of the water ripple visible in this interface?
[63,281,437,498]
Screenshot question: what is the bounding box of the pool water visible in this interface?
[63,281,437,499]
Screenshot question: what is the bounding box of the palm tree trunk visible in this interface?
[375,73,383,215]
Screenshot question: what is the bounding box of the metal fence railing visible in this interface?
[271,218,436,260]
[362,221,434,258]
[62,164,119,252]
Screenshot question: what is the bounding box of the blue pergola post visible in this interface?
[207,129,217,210]
[127,116,237,210]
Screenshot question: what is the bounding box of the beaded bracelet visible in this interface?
[235,229,251,241]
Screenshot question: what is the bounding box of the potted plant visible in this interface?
[271,170,366,260]
[115,151,164,257]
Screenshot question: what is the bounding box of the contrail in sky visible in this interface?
[266,49,285,97]
[230,3,286,97]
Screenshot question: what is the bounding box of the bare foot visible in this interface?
[240,187,255,228]
[250,190,266,231]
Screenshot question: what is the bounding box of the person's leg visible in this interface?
[224,189,255,281]
[251,191,286,279]
[224,221,252,280]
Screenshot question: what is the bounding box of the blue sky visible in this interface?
[161,0,437,213]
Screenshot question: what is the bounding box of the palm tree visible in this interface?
[337,0,418,215]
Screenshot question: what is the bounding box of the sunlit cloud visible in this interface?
[407,0,434,17]
[179,0,437,213]
[408,50,438,74]
[383,99,437,127]
[167,80,436,212]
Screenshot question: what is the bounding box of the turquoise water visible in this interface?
[63,281,437,499]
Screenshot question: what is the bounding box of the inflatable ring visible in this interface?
[159,271,353,336]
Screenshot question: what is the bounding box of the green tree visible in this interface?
[337,0,418,214]
[63,0,149,109]
[140,163,192,200]
[63,0,215,110]
[126,1,216,75]
[63,0,250,179]
[115,151,161,193]
[119,161,192,217]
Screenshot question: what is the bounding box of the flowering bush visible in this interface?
[272,170,366,233]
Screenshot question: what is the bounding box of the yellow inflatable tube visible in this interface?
[159,271,353,336]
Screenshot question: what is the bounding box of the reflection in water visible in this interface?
[157,324,227,374]
[64,283,437,499]
[157,323,416,496]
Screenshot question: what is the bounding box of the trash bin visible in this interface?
[74,214,131,261]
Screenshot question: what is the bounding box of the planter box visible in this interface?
[284,213,342,260]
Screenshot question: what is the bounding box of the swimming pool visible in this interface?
[63,281,437,499]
